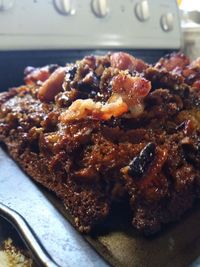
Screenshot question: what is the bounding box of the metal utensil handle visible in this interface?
[0,202,61,267]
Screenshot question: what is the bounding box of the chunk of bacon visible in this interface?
[112,73,151,117]
[37,67,66,102]
[155,52,190,72]
[60,73,151,122]
[110,52,148,73]
[59,95,128,123]
[24,65,58,85]
[180,59,200,90]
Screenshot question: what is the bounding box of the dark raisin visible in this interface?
[88,90,97,98]
[77,71,99,92]
[65,65,77,82]
[128,143,156,179]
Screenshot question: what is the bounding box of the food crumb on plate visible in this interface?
[0,238,33,267]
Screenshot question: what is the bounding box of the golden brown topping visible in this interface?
[110,52,147,72]
[59,72,151,122]
[37,67,65,102]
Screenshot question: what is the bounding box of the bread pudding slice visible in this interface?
[0,52,200,234]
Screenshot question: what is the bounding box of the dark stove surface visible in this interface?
[0,49,173,90]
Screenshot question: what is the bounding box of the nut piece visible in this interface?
[38,67,65,102]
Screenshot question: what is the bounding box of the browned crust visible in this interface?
[3,137,110,233]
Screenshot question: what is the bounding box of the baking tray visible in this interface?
[1,145,200,267]
[0,146,108,267]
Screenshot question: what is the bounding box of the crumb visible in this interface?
[0,238,33,267]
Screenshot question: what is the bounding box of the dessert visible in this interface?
[0,51,200,234]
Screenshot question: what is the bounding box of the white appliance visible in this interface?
[0,0,181,50]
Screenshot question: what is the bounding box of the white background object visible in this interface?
[0,0,181,50]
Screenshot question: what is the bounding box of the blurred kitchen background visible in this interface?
[180,0,200,60]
